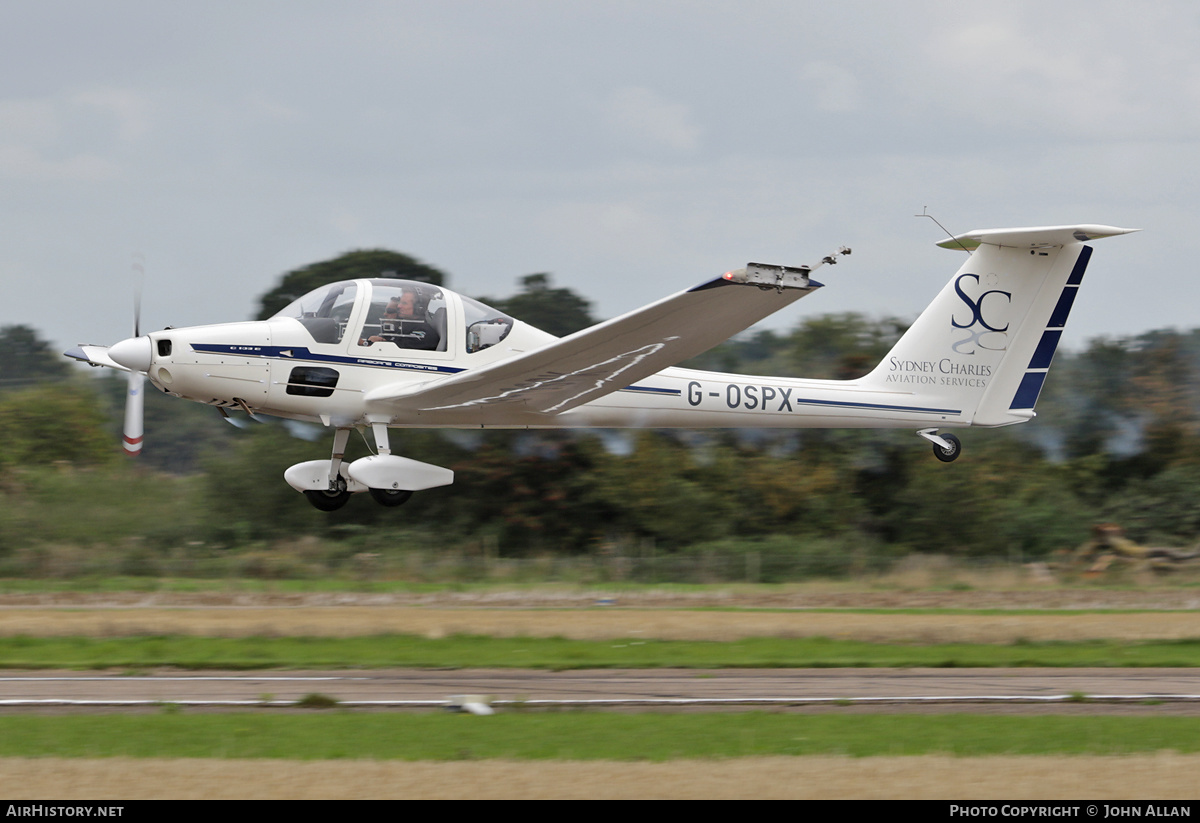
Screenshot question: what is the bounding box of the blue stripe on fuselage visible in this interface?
[190,344,466,375]
[193,344,679,396]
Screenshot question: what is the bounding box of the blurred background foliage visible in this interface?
[5,249,1200,580]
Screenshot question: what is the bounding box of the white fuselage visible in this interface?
[141,312,969,434]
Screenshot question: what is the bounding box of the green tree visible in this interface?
[1104,462,1200,544]
[680,329,791,375]
[0,325,71,389]
[254,250,448,321]
[444,432,611,553]
[590,432,735,548]
[478,273,596,337]
[787,313,908,380]
[199,423,365,542]
[0,383,114,469]
[1031,338,1133,459]
[679,313,907,379]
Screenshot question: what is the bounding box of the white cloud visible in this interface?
[798,61,861,113]
[0,144,118,182]
[72,87,153,142]
[330,210,363,238]
[0,99,60,144]
[0,89,151,182]
[536,198,669,262]
[924,8,1200,139]
[601,86,702,153]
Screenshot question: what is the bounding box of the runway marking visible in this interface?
[3,694,1200,707]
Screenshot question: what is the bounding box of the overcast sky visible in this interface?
[3,1,1197,359]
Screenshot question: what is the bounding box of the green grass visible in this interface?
[0,713,1197,760]
[1,576,1198,599]
[5,634,1200,669]
[692,606,1200,615]
[0,577,478,594]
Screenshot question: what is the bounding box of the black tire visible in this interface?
[304,487,352,511]
[369,488,413,507]
[933,432,962,463]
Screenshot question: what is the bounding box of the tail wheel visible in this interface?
[369,488,413,507]
[933,433,962,463]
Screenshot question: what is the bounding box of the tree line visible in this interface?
[2,250,1199,570]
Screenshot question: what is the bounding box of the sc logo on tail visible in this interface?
[951,273,1010,354]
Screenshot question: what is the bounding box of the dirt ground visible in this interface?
[3,584,1200,610]
[1,588,1199,643]
[2,754,1199,799]
[3,607,1200,643]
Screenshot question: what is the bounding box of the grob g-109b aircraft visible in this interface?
[66,223,1137,511]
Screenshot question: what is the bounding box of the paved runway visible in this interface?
[2,668,1199,708]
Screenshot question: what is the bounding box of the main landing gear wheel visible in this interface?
[304,478,352,511]
[369,488,413,507]
[933,432,962,463]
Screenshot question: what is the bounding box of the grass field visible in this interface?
[2,713,1200,759]
[4,715,1200,798]
[3,634,1200,669]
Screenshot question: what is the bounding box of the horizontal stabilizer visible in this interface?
[936,225,1139,251]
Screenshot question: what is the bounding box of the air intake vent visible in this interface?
[286,366,340,397]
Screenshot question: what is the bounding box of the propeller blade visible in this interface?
[122,370,145,456]
[132,254,145,339]
[123,254,147,456]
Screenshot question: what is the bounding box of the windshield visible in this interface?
[271,282,357,345]
[461,295,514,353]
[356,280,447,352]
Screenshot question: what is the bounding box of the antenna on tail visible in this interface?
[915,208,972,255]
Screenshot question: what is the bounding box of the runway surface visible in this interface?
[2,668,1199,709]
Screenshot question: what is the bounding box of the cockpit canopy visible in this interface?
[272,281,358,344]
[358,280,447,351]
[271,278,514,354]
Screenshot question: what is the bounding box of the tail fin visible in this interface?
[860,225,1138,427]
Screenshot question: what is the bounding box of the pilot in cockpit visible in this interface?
[363,288,441,350]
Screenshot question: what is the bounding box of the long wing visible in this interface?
[365,266,825,415]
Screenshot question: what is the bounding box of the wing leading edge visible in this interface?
[364,270,825,416]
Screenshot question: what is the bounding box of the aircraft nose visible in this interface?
[108,336,153,372]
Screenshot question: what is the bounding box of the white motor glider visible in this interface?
[66,224,1137,511]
